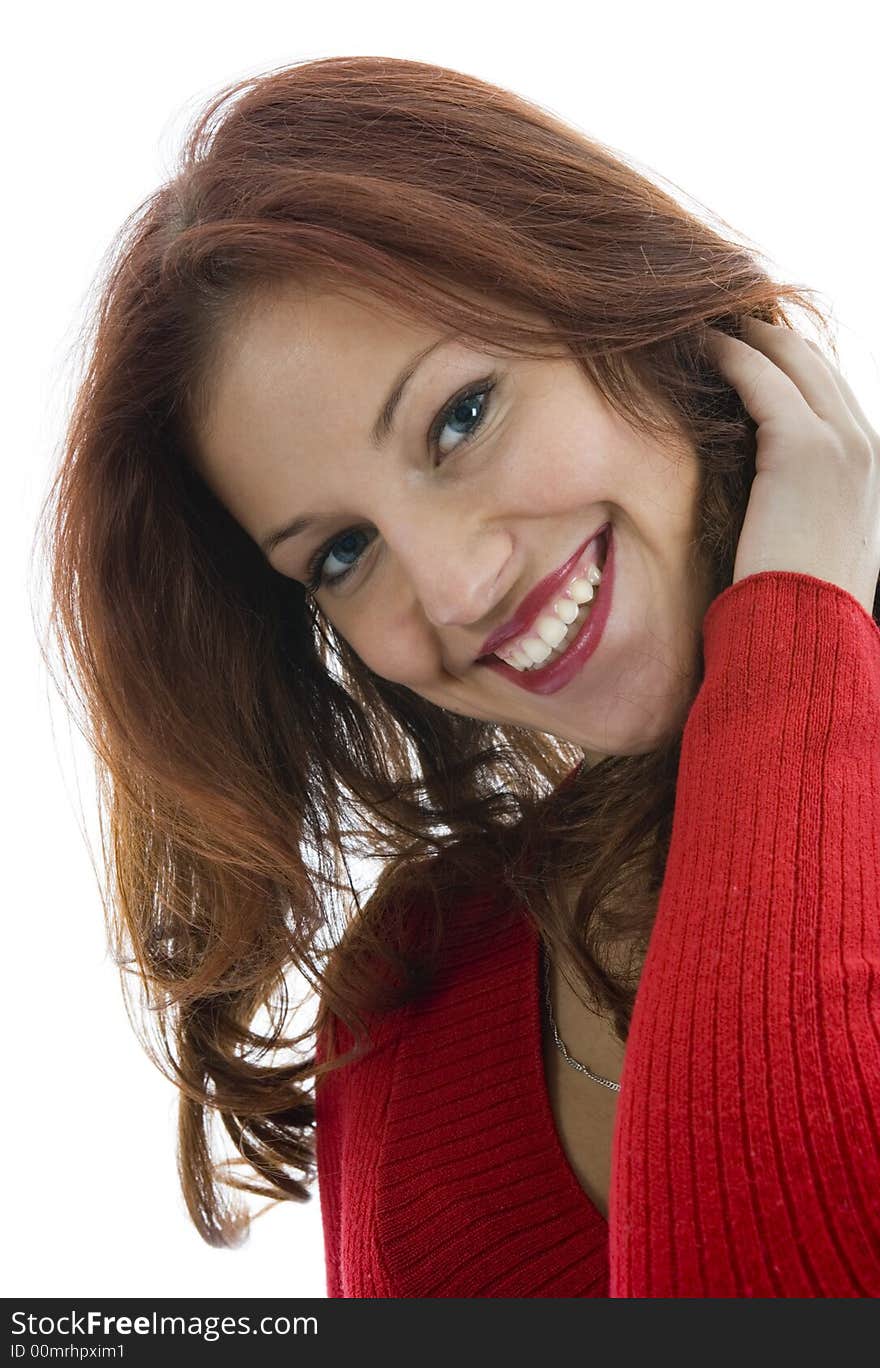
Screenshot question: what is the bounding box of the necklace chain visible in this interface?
[541,941,621,1093]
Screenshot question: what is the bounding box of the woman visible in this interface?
[37,55,880,1297]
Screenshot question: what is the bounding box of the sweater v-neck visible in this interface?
[373,891,612,1297]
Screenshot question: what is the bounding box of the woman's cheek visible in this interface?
[347,618,426,686]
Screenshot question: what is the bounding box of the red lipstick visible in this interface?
[478,523,610,660]
[479,522,614,696]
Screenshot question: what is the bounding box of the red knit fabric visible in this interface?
[314,572,880,1297]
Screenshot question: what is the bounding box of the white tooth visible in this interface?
[587,563,603,586]
[535,614,568,649]
[497,644,528,670]
[521,636,553,664]
[554,598,579,625]
[569,577,595,605]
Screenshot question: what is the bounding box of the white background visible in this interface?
[6,0,878,1298]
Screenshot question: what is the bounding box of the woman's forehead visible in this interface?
[206,277,558,405]
[193,288,446,477]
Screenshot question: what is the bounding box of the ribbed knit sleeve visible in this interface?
[610,571,880,1296]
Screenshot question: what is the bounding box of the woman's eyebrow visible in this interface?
[260,334,451,556]
[369,336,450,449]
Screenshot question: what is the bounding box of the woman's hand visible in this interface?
[705,316,880,619]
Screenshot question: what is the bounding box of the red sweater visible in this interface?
[314,572,880,1297]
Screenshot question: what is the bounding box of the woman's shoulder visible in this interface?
[315,847,518,1066]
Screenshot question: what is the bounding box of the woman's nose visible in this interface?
[390,510,512,629]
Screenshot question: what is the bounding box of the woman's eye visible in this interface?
[305,527,375,593]
[430,378,496,459]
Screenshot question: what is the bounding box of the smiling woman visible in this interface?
[35,54,880,1297]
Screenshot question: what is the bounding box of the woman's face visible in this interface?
[193,281,715,756]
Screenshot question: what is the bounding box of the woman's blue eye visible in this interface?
[305,377,496,593]
[306,527,375,591]
[429,378,495,456]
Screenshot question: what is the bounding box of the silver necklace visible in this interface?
[541,941,621,1093]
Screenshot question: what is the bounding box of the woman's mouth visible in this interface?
[477,524,614,696]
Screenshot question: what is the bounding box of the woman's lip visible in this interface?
[477,522,611,659]
[478,522,614,695]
